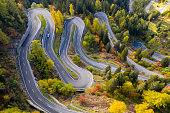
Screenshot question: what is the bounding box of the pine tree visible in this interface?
[106,42,111,53]
[160,57,170,67]
[105,65,111,73]
[135,47,142,61]
[120,47,128,62]
[114,66,121,75]
[114,40,120,53]
[95,0,102,11]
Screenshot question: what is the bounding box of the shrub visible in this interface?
[108,100,127,113]
[161,67,170,75]
[160,57,170,67]
[134,59,138,63]
[147,67,154,71]
[138,60,151,67]
[87,66,94,72]
[79,96,86,105]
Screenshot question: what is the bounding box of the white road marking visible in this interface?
[28,80,30,83]
[32,89,34,93]
[62,71,65,75]
[38,98,42,101]
[47,104,52,108]
[26,70,27,74]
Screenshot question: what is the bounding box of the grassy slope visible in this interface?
[37,15,47,40]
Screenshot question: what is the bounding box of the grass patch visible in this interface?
[53,37,61,55]
[37,15,47,40]
[71,25,76,42]
[38,15,47,29]
[94,78,105,84]
[58,56,78,79]
[41,90,58,105]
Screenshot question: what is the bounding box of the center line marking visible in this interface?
[26,71,27,74]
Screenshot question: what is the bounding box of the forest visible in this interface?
[0,0,169,113]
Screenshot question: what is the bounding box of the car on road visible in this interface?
[47,33,50,39]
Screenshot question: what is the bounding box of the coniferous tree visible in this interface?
[120,47,128,62]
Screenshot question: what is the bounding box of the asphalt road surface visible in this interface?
[129,0,133,13]
[18,8,78,113]
[160,0,170,14]
[145,0,155,13]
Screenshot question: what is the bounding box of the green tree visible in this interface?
[73,54,81,64]
[114,40,120,53]
[120,47,128,62]
[41,0,48,8]
[95,0,102,11]
[120,44,125,53]
[129,70,139,84]
[106,70,112,81]
[106,77,118,93]
[160,57,170,67]
[0,0,8,18]
[0,28,9,45]
[103,30,109,45]
[114,66,121,75]
[148,81,165,92]
[123,36,129,44]
[135,47,142,61]
[105,65,111,73]
[106,42,111,53]
[141,49,148,58]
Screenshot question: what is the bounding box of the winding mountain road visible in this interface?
[58,17,93,89]
[18,7,165,113]
[18,8,79,113]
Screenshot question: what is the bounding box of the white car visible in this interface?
[47,34,50,39]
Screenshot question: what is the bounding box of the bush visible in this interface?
[161,67,170,75]
[138,60,151,67]
[160,57,170,67]
[79,96,86,105]
[108,100,127,113]
[87,66,95,72]
[147,67,154,71]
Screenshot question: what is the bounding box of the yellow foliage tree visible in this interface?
[94,35,100,44]
[51,10,63,35]
[69,4,74,16]
[110,4,114,10]
[135,102,154,113]
[108,100,127,113]
[83,41,87,47]
[57,10,64,22]
[93,18,100,34]
[142,90,170,109]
